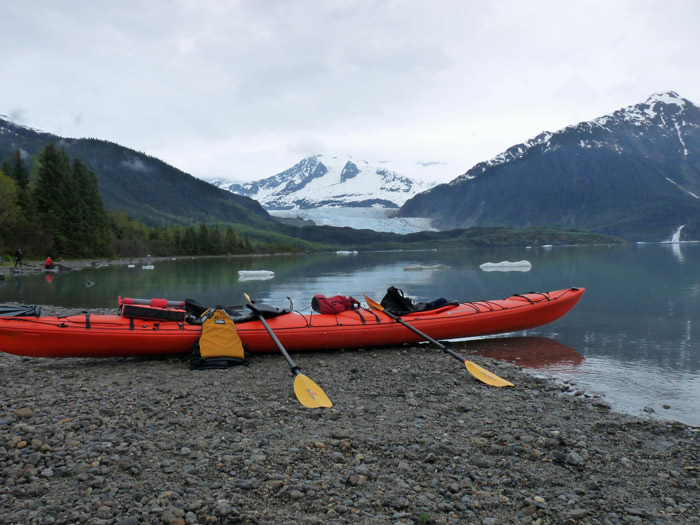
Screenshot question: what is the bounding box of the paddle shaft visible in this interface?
[380,308,466,362]
[364,294,513,387]
[247,305,301,375]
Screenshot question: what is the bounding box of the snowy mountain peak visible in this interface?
[606,90,693,126]
[212,154,437,210]
[451,91,699,185]
[645,91,684,107]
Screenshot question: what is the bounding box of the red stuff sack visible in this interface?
[311,295,361,314]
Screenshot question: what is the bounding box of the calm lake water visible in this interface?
[1,243,698,427]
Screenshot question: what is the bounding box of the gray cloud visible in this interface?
[1,0,699,182]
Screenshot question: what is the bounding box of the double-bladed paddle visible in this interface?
[364,294,514,387]
[244,293,332,408]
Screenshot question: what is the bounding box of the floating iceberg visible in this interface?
[141,265,155,270]
[403,264,450,271]
[479,260,532,272]
[336,250,359,255]
[238,270,275,281]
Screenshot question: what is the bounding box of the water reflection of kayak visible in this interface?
[456,336,584,369]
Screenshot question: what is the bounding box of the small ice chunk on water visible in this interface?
[479,260,532,272]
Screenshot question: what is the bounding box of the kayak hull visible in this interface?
[0,288,584,358]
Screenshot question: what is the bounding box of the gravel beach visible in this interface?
[1,304,698,524]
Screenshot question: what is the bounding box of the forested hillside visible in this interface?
[0,145,295,258]
[0,117,273,228]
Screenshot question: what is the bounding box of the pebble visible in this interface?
[0,313,698,524]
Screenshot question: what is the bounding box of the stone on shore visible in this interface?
[0,318,698,523]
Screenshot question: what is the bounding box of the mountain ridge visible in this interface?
[0,117,274,228]
[211,154,437,210]
[397,91,700,241]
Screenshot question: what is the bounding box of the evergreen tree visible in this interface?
[182,226,197,255]
[0,157,12,177]
[0,172,22,254]
[11,150,29,189]
[198,223,211,254]
[31,144,110,256]
[32,144,73,254]
[224,226,238,253]
[72,158,110,255]
[1,158,12,181]
[11,150,31,215]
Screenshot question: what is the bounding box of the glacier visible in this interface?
[269,206,436,234]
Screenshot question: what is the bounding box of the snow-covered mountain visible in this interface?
[450,91,698,188]
[210,154,438,210]
[398,91,700,241]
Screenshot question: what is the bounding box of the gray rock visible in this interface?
[0,330,696,525]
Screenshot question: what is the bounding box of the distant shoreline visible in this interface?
[0,252,299,278]
[0,255,174,277]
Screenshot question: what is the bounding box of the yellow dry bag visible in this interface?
[189,307,246,369]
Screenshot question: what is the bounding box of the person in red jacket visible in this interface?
[45,256,55,270]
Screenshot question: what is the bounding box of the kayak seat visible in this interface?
[184,298,292,325]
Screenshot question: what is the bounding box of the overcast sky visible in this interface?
[2,0,699,183]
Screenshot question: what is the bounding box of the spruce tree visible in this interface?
[11,150,29,189]
[0,172,22,253]
[33,144,73,254]
[198,223,211,254]
[11,150,31,214]
[72,158,110,255]
[32,144,110,256]
[1,158,11,180]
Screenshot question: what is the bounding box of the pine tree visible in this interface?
[224,226,238,253]
[32,144,73,254]
[31,144,110,256]
[0,172,22,254]
[11,150,29,189]
[11,150,31,215]
[182,226,197,255]
[72,158,110,255]
[1,158,12,181]
[198,223,211,254]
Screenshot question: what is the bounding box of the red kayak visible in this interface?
[0,288,584,358]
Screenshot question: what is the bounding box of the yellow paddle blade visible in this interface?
[364,294,383,310]
[293,374,333,408]
[464,360,514,387]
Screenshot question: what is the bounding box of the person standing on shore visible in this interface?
[14,249,22,268]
